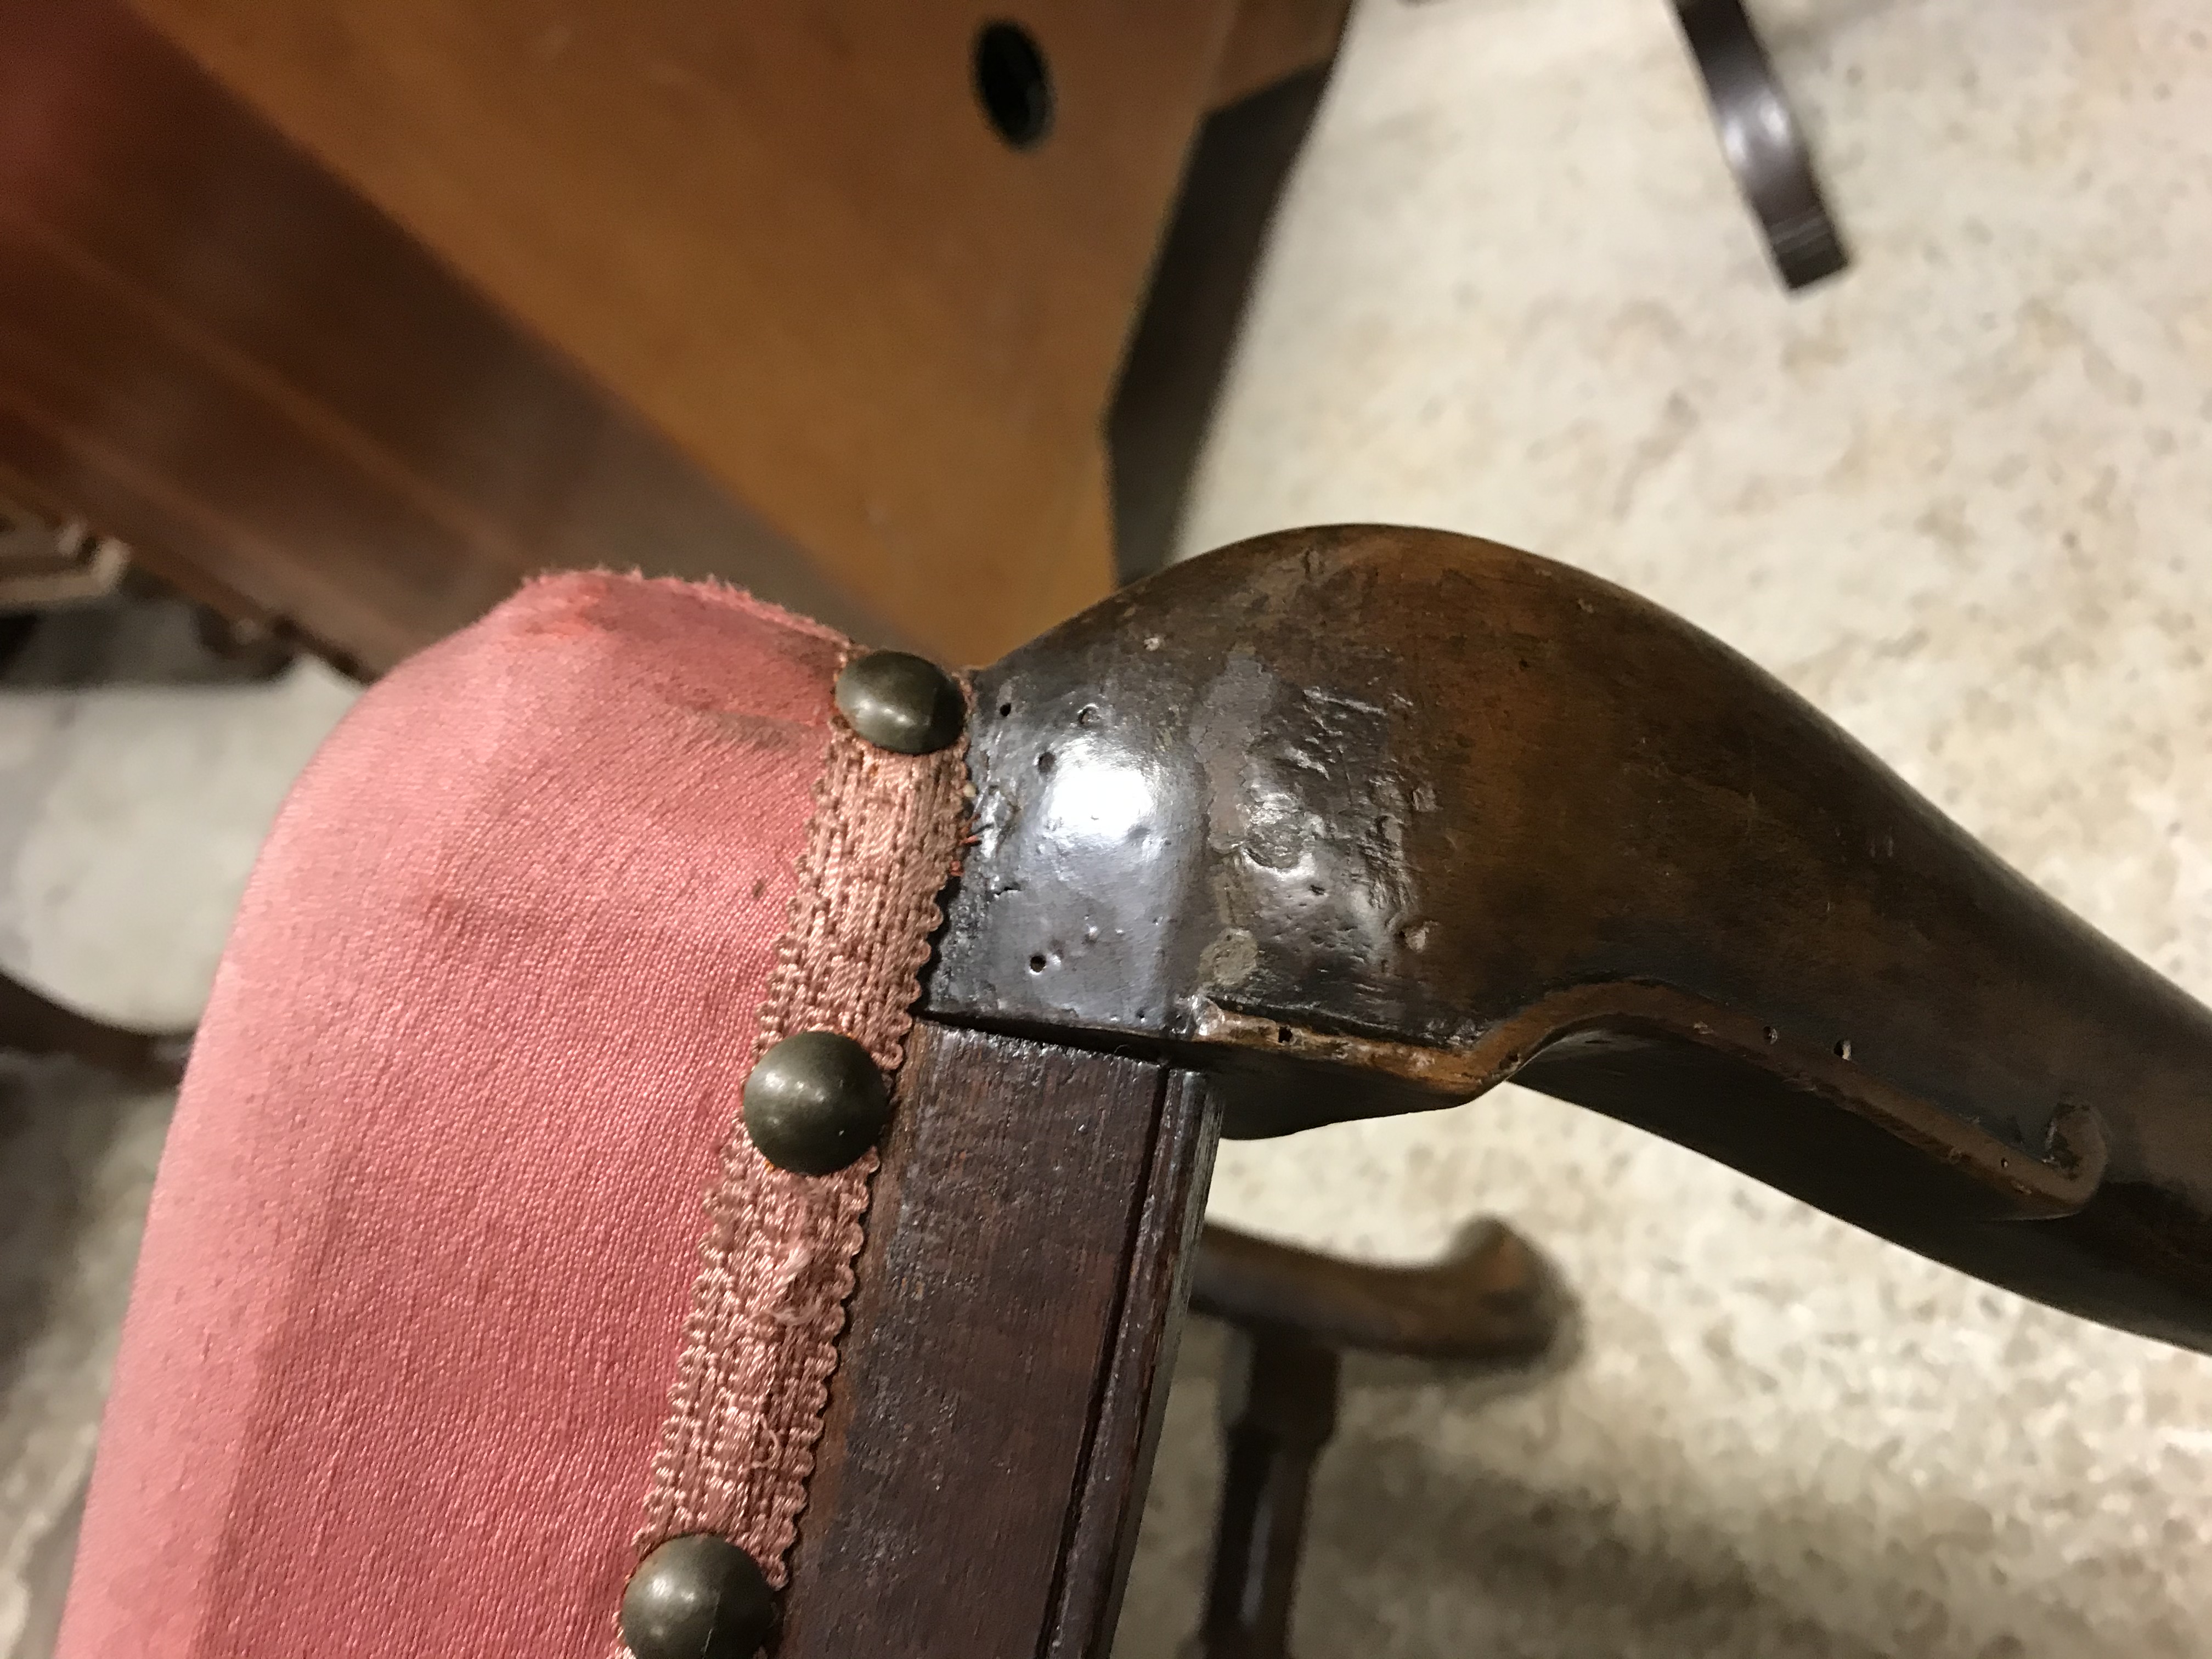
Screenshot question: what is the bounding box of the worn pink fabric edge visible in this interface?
[629,653,971,1606]
[57,568,867,1659]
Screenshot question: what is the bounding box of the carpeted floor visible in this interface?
[5,0,2211,1653]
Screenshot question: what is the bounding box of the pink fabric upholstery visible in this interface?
[57,574,962,1658]
[638,685,969,1584]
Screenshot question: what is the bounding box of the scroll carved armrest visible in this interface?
[922,524,2212,1352]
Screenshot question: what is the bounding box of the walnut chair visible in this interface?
[54,526,2212,1659]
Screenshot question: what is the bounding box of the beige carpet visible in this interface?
[7,0,2212,1652]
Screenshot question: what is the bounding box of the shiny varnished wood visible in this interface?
[926,524,2212,1352]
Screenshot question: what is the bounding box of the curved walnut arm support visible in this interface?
[923,525,2212,1351]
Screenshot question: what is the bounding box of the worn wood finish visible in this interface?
[927,524,2212,1352]
[126,0,1245,663]
[0,0,889,676]
[778,1022,1221,1659]
[1193,1219,1560,1362]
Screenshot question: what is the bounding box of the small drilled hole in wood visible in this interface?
[1029,953,1048,972]
[974,22,1053,149]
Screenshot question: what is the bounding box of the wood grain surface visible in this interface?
[126,0,1244,662]
[1042,1068,1219,1659]
[778,1022,1221,1659]
[0,0,878,675]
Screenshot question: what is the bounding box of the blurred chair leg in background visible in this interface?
[1673,0,1849,290]
[1184,1220,1570,1659]
[0,971,188,1088]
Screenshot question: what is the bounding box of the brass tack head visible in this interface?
[620,1533,774,1659]
[833,650,964,754]
[743,1030,891,1175]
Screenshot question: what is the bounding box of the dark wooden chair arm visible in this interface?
[923,523,2212,1352]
